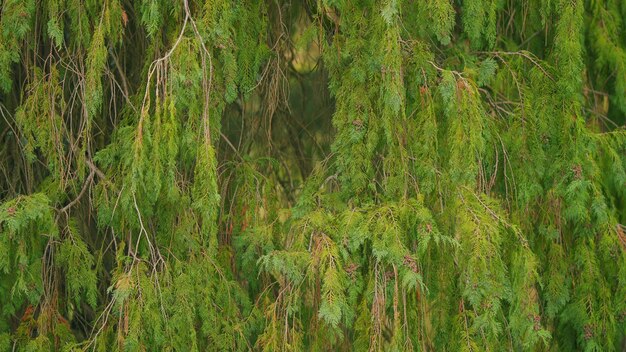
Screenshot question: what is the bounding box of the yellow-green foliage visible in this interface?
[0,0,625,351]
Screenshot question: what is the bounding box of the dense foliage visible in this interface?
[0,0,625,350]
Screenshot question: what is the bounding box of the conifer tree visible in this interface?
[0,0,625,351]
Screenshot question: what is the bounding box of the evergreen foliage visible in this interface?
[0,0,625,351]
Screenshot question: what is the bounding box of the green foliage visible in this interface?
[56,224,98,308]
[462,0,499,49]
[0,0,35,92]
[424,0,455,45]
[0,194,55,324]
[0,0,625,351]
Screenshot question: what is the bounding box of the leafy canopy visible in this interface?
[0,0,625,351]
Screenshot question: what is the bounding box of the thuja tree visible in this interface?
[0,0,625,351]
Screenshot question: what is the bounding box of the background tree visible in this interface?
[0,0,625,351]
